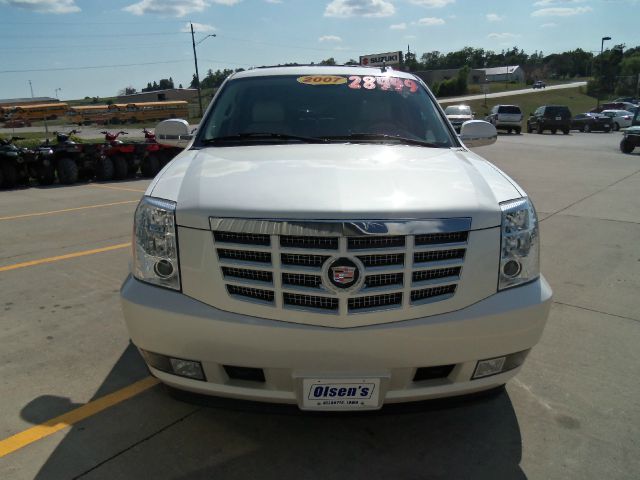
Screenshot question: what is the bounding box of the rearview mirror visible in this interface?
[155,119,193,148]
[459,120,497,148]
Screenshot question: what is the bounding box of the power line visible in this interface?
[0,31,188,38]
[0,60,191,74]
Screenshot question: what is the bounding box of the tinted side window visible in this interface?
[498,106,521,114]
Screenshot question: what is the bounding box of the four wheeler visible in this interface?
[100,130,139,180]
[138,128,182,177]
[619,109,640,154]
[0,137,55,188]
[48,130,101,185]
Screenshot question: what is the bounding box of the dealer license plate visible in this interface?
[302,378,381,410]
[555,116,562,120]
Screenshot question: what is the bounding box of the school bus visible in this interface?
[67,105,112,125]
[9,103,69,121]
[107,101,189,124]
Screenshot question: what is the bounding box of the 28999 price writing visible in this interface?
[348,76,419,93]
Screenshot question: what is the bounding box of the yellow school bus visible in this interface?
[67,105,112,125]
[124,101,189,123]
[9,103,69,121]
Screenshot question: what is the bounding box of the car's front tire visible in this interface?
[584,124,591,133]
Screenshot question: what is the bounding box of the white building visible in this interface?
[480,66,525,83]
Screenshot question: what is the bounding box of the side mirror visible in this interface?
[459,120,497,148]
[155,119,193,148]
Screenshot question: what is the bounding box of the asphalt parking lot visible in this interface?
[1,131,639,479]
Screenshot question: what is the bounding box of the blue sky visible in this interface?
[0,0,637,99]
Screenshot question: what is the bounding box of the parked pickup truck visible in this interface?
[120,66,552,411]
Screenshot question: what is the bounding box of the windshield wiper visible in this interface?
[202,132,326,144]
[323,133,443,148]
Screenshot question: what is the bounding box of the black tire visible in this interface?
[562,129,570,135]
[0,167,3,188]
[551,129,557,135]
[537,124,544,134]
[604,126,611,133]
[620,138,635,154]
[1,163,18,188]
[507,128,512,134]
[95,157,114,181]
[526,124,532,134]
[141,155,160,178]
[37,165,55,185]
[112,155,128,180]
[515,127,521,135]
[127,160,139,178]
[56,157,78,185]
[614,122,620,131]
[584,124,591,133]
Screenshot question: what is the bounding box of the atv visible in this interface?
[100,130,139,180]
[620,109,640,154]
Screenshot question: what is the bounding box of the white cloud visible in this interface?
[410,0,454,7]
[534,0,585,5]
[540,22,558,27]
[531,6,592,16]
[488,32,521,39]
[390,22,407,29]
[324,0,395,17]
[264,0,282,3]
[124,0,240,17]
[416,16,445,26]
[486,13,504,21]
[404,34,417,39]
[1,0,80,13]
[318,35,342,42]
[181,22,216,32]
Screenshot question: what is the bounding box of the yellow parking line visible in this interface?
[0,200,138,221]
[0,243,131,272]
[89,184,146,193]
[0,377,159,458]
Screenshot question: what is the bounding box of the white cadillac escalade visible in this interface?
[120,66,552,411]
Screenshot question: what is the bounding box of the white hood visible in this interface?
[148,144,522,230]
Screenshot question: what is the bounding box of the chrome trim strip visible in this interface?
[209,218,472,236]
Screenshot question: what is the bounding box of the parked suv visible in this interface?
[527,105,572,134]
[121,66,551,411]
[486,105,523,134]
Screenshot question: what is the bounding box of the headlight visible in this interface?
[133,196,181,291]
[499,197,539,290]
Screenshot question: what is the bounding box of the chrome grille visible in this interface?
[281,253,329,268]
[214,231,270,246]
[211,218,469,315]
[282,273,323,289]
[222,267,273,284]
[414,249,465,264]
[365,273,404,289]
[280,236,338,250]
[283,293,339,311]
[411,285,457,303]
[227,285,275,303]
[349,293,403,311]
[218,249,271,264]
[358,253,404,268]
[348,236,405,250]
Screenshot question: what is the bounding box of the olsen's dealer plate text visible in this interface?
[302,378,380,410]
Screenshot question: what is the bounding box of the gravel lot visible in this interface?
[0,131,638,479]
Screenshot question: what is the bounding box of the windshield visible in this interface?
[444,105,472,116]
[198,74,455,148]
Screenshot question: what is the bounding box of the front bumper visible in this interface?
[121,275,552,408]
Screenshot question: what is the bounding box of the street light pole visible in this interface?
[55,88,62,99]
[597,36,611,109]
[190,23,216,118]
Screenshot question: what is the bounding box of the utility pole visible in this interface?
[596,36,611,109]
[28,80,34,98]
[190,23,216,118]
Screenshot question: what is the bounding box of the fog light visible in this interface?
[473,357,506,379]
[169,358,205,380]
[140,349,206,381]
[472,350,530,380]
[503,260,521,277]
